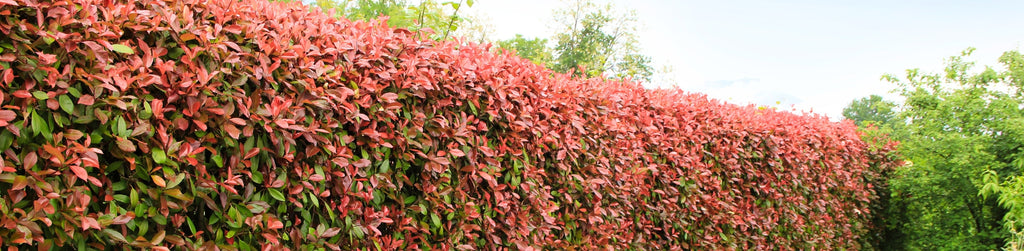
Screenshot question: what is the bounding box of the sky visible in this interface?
[465,0,1024,119]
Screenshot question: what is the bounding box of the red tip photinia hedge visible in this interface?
[0,0,897,249]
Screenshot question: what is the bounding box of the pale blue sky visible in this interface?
[469,0,1024,118]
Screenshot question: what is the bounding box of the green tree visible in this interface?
[497,34,554,66]
[549,0,653,81]
[842,94,897,127]
[884,48,1024,250]
[978,49,1024,251]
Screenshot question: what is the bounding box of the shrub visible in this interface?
[0,0,897,249]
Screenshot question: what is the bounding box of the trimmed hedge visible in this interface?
[0,0,897,249]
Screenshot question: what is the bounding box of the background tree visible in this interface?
[496,34,554,66]
[549,0,652,81]
[842,94,897,127]
[882,48,1024,250]
[494,0,652,82]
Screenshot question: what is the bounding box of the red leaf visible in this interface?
[479,172,497,188]
[0,110,16,122]
[46,99,59,110]
[2,68,12,84]
[224,124,241,139]
[449,149,465,157]
[81,151,100,168]
[81,216,101,231]
[309,174,325,182]
[152,175,166,187]
[174,117,189,130]
[206,107,225,116]
[262,233,280,246]
[13,90,31,98]
[78,95,95,105]
[37,53,57,65]
[223,25,242,34]
[244,147,260,159]
[267,217,284,230]
[229,118,246,126]
[116,137,136,152]
[111,213,134,225]
[353,159,371,168]
[23,151,38,170]
[11,175,27,190]
[433,156,451,166]
[380,93,399,103]
[69,165,88,180]
[320,228,341,238]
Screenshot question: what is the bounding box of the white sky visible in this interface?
[465,0,1024,119]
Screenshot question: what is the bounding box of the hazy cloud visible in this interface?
[704,78,760,88]
[755,92,803,106]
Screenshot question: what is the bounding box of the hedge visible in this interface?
[0,0,898,249]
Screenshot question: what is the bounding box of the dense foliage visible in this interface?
[0,0,895,249]
[847,48,1024,250]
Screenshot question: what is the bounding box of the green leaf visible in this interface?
[166,173,185,189]
[114,116,127,137]
[32,91,48,100]
[103,229,128,244]
[0,130,13,152]
[30,110,50,137]
[152,148,168,164]
[168,47,184,59]
[430,213,441,227]
[186,217,196,234]
[110,44,135,54]
[58,95,74,114]
[380,160,390,173]
[268,189,285,202]
[130,188,139,205]
[308,192,319,207]
[67,87,81,97]
[112,181,127,191]
[140,101,153,120]
[212,154,224,167]
[251,170,263,184]
[113,194,129,203]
